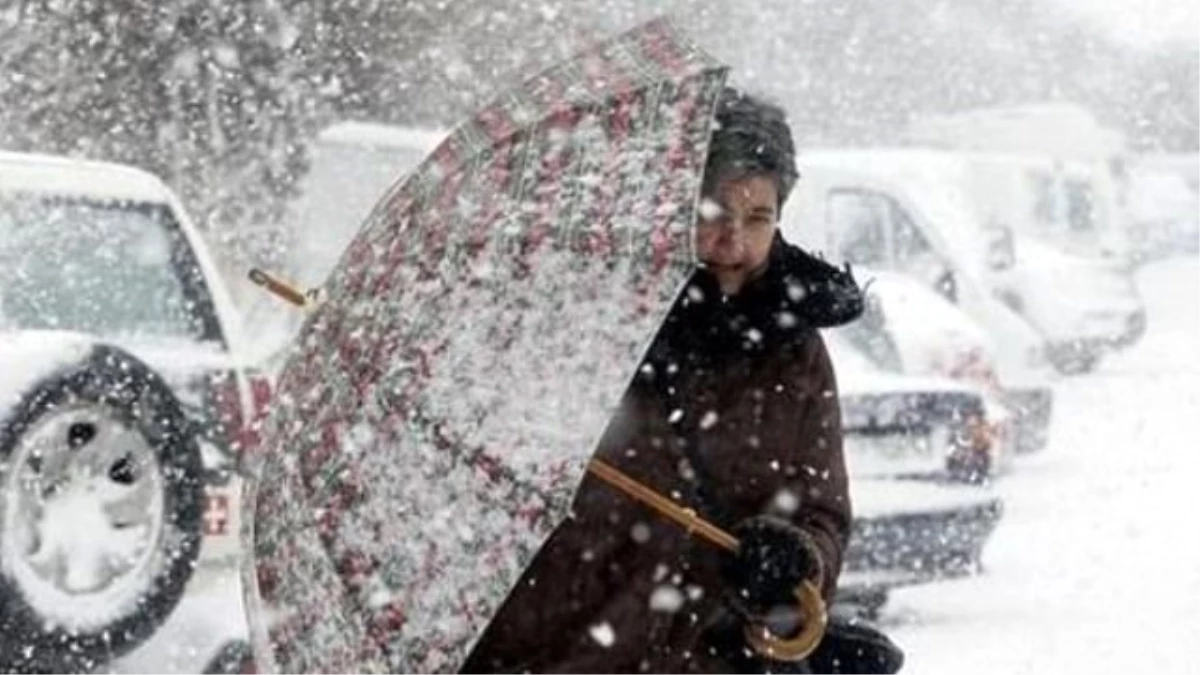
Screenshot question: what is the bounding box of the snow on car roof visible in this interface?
[0,150,176,204]
[317,122,446,151]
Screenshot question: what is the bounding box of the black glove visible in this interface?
[722,515,823,619]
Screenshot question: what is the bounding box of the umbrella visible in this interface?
[242,18,815,673]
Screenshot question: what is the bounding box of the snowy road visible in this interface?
[108,257,1199,674]
[886,256,1200,673]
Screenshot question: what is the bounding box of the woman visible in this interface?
[462,88,870,673]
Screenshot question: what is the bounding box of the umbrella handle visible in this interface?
[742,580,828,662]
[587,459,826,662]
[587,458,738,551]
[248,268,317,309]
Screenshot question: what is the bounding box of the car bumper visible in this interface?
[1058,298,1148,348]
[841,479,1004,592]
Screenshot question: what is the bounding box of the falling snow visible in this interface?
[0,1,1193,672]
[589,622,617,648]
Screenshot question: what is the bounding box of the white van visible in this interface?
[904,103,1130,258]
[785,149,1144,373]
[780,151,1063,449]
[952,152,1147,368]
[958,152,1131,261]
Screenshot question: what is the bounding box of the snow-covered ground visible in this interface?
[886,256,1200,673]
[107,256,1199,673]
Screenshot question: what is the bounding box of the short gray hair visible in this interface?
[702,87,799,209]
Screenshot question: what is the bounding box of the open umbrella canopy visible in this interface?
[242,18,729,673]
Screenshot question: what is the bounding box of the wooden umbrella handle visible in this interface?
[248,268,312,309]
[741,580,828,662]
[587,459,827,662]
[586,459,738,552]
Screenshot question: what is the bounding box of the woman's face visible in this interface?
[695,172,779,295]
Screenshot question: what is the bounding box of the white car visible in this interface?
[991,236,1147,371]
[0,152,263,671]
[824,332,1004,614]
[846,269,1054,456]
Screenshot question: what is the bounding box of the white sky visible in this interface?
[1054,0,1200,49]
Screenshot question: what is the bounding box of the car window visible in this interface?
[828,189,889,267]
[1065,179,1097,232]
[1030,171,1058,228]
[0,194,224,345]
[892,199,934,264]
[835,291,904,373]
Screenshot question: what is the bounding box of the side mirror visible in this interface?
[935,267,959,304]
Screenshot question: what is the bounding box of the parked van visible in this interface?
[784,149,1144,373]
[780,149,1060,449]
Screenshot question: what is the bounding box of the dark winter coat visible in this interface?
[462,233,864,673]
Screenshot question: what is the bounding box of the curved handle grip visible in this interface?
[742,579,828,662]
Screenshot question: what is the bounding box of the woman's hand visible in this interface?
[722,515,824,620]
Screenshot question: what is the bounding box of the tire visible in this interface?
[202,639,256,674]
[0,345,203,672]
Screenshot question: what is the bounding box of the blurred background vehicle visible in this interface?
[1123,158,1200,260]
[783,149,1145,374]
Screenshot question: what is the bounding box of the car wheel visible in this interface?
[0,345,203,672]
[202,639,256,674]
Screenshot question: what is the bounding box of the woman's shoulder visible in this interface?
[773,236,865,330]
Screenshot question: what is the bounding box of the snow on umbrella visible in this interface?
[242,18,729,673]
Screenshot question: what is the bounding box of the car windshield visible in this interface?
[832,291,905,373]
[0,194,222,344]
